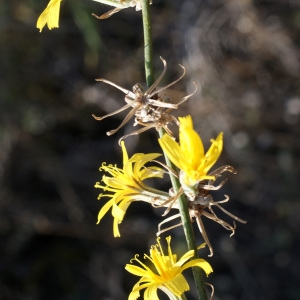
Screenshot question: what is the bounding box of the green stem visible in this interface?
[141,1,208,299]
[141,0,154,87]
[160,135,208,300]
[180,293,188,300]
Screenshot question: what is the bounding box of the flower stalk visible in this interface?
[141,0,154,87]
[141,1,208,299]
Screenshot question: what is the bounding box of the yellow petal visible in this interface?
[202,132,223,174]
[128,282,142,300]
[144,285,160,300]
[164,273,189,296]
[113,219,120,237]
[197,243,206,250]
[125,264,150,277]
[97,199,114,224]
[174,249,195,267]
[129,152,162,178]
[37,0,62,32]
[181,258,213,276]
[179,116,205,168]
[129,282,154,300]
[121,140,129,164]
[139,166,164,180]
[158,134,184,169]
[112,200,126,220]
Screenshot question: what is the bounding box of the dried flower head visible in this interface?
[93,57,190,137]
[156,166,247,257]
[125,236,213,300]
[92,0,152,19]
[118,82,198,143]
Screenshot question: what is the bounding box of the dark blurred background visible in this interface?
[1,0,300,299]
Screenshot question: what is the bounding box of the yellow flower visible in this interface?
[158,115,223,189]
[125,236,213,300]
[37,0,62,32]
[95,141,169,237]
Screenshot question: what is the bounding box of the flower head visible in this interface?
[37,0,62,32]
[125,236,213,300]
[158,115,223,190]
[92,0,152,19]
[92,57,187,139]
[95,141,169,237]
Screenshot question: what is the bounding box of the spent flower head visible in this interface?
[37,0,62,32]
[95,141,169,237]
[93,57,196,140]
[119,81,197,143]
[92,0,152,19]
[158,170,247,256]
[125,236,213,300]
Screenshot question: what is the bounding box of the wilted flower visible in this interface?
[92,0,152,19]
[93,57,189,138]
[37,0,62,32]
[119,82,198,144]
[95,141,169,237]
[158,181,247,257]
[125,236,213,300]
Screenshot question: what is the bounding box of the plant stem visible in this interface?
[160,142,208,300]
[141,1,208,299]
[141,0,154,87]
[181,293,188,300]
